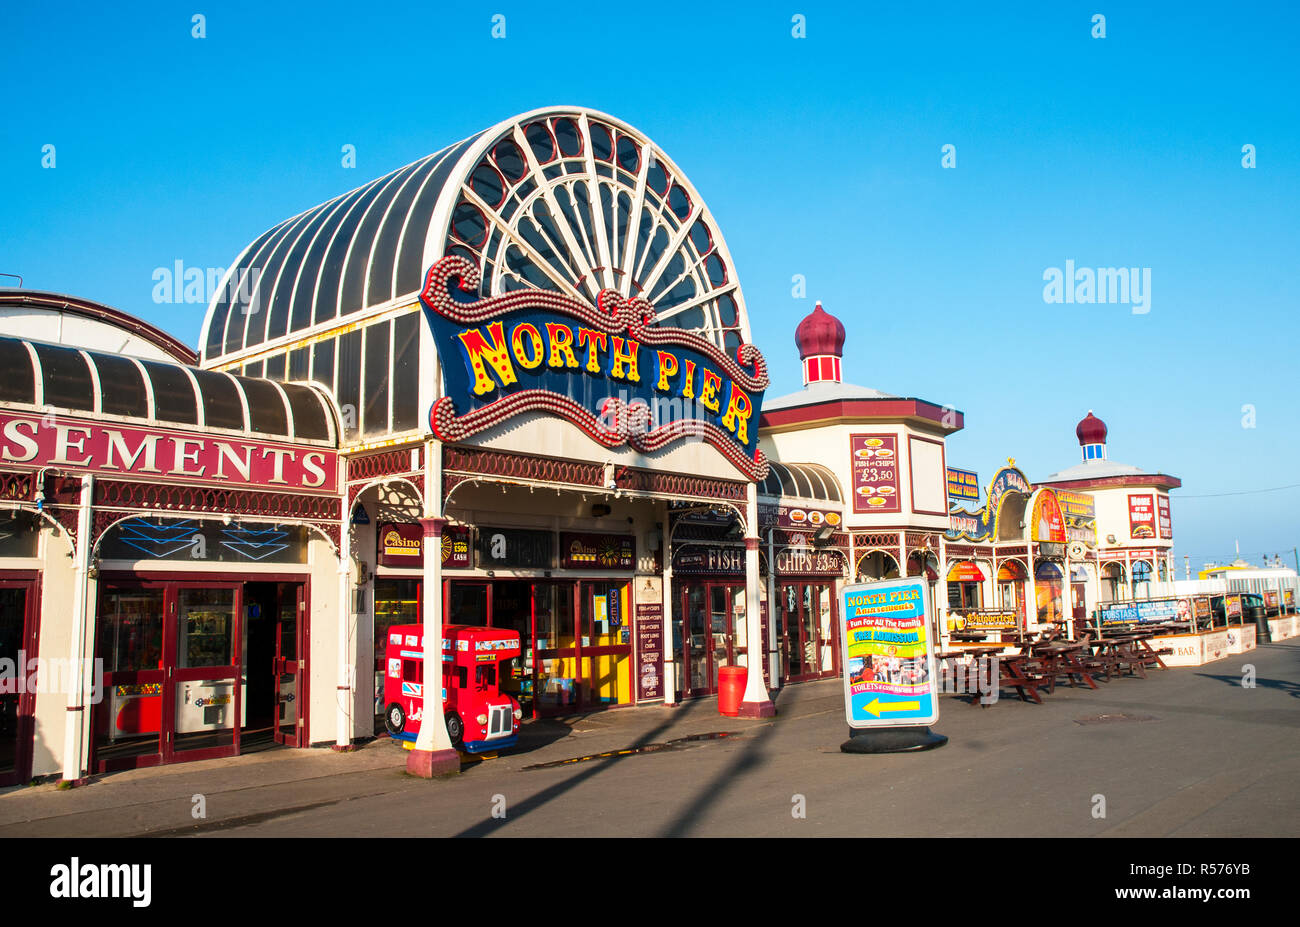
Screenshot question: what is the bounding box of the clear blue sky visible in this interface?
[3,1,1297,569]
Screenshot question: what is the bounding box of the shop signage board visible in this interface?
[947,561,985,583]
[1056,489,1097,547]
[475,527,553,569]
[774,546,846,576]
[0,409,337,493]
[100,518,308,564]
[633,576,664,701]
[672,546,745,575]
[377,523,423,568]
[1098,598,1181,626]
[758,501,843,530]
[559,532,635,570]
[1157,494,1172,539]
[840,577,939,727]
[850,435,900,513]
[1128,493,1156,539]
[441,525,472,568]
[955,609,1018,630]
[945,467,980,506]
[420,255,769,480]
[945,464,1031,542]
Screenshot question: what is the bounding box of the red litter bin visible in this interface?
[717,665,747,717]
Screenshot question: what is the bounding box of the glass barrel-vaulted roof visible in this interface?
[0,335,337,444]
[200,106,753,366]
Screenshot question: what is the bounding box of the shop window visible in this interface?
[337,329,362,441]
[311,339,336,391]
[192,369,246,431]
[0,339,35,404]
[948,582,982,610]
[34,342,95,411]
[284,385,331,441]
[94,353,149,417]
[240,377,289,436]
[141,361,198,425]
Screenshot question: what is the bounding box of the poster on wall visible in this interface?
[633,576,664,702]
[1056,489,1097,547]
[839,578,938,727]
[1029,490,1067,543]
[1157,494,1172,539]
[850,434,901,514]
[1128,494,1156,539]
[441,525,472,568]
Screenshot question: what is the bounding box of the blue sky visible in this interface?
[3,1,1297,569]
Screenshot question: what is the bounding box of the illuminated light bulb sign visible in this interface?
[419,255,770,480]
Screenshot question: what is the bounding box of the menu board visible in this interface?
[1157,494,1172,539]
[1128,494,1156,539]
[633,577,664,701]
[850,434,900,514]
[840,578,938,727]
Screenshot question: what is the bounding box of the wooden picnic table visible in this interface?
[967,652,1048,706]
[1024,641,1099,690]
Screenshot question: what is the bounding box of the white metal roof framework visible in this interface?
[199,106,754,369]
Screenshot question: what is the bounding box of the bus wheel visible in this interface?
[384,703,405,736]
[445,711,464,749]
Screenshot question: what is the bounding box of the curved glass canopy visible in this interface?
[759,462,843,503]
[0,335,336,444]
[200,107,751,366]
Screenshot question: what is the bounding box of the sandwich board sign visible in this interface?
[840,577,940,728]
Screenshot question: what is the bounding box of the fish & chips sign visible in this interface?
[420,255,769,479]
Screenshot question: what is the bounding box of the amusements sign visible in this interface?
[560,532,635,570]
[420,255,769,480]
[840,578,939,727]
[1128,494,1156,540]
[0,410,337,493]
[946,467,980,506]
[633,576,664,702]
[1157,494,1172,539]
[850,434,900,514]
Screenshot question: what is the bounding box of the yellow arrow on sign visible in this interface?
[864,698,921,717]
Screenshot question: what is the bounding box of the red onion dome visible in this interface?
[795,301,846,359]
[1076,410,1108,445]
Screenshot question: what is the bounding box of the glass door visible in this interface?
[95,584,166,771]
[682,584,711,697]
[577,581,631,710]
[0,580,37,786]
[167,585,241,762]
[273,583,302,746]
[535,583,579,714]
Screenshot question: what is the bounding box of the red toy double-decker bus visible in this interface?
[382,624,521,753]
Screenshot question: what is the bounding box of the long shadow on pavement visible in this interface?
[451,696,712,836]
